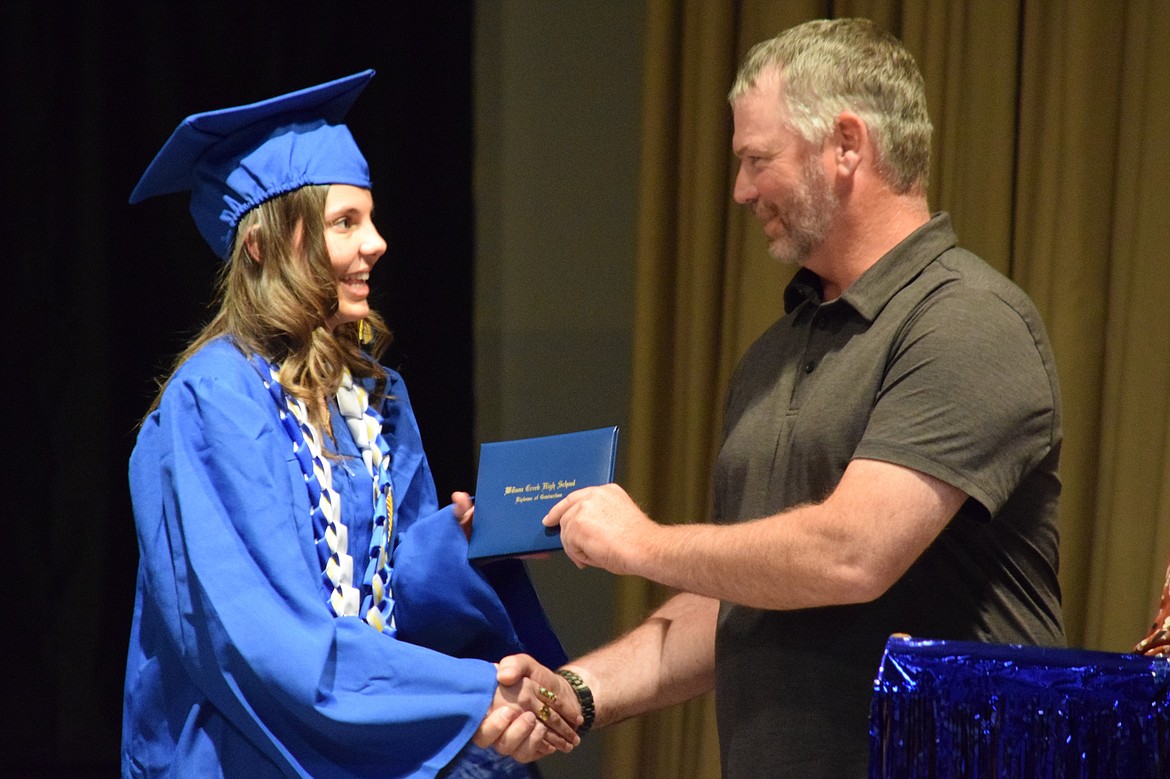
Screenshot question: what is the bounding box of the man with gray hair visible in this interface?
[504,18,1065,776]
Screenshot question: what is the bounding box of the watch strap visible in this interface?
[556,668,595,735]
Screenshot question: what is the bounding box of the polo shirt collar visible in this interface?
[783,212,958,321]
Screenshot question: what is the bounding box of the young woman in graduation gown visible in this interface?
[121,71,577,778]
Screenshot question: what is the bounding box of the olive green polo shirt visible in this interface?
[713,213,1065,778]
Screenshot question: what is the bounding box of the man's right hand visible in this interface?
[472,654,583,762]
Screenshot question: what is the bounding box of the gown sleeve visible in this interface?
[380,370,568,671]
[127,352,500,778]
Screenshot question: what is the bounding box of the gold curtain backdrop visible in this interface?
[606,0,1170,776]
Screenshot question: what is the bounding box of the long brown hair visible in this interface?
[146,185,391,435]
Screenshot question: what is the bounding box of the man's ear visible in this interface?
[832,111,866,176]
[243,224,263,263]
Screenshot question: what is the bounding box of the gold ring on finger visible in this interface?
[537,704,550,722]
[538,686,557,703]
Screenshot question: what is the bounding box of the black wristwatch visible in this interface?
[556,669,595,735]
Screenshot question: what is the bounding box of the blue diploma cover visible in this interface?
[468,426,619,561]
[869,635,1170,778]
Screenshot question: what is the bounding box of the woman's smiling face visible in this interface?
[323,184,387,329]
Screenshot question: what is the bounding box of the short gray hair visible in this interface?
[729,18,932,194]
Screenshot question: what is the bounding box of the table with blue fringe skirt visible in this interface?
[869,635,1170,778]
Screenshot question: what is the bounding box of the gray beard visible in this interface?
[764,156,838,266]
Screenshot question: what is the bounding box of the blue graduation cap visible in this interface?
[130,70,375,260]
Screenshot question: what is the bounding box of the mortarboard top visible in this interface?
[130,69,375,260]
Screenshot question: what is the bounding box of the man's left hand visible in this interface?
[542,484,656,574]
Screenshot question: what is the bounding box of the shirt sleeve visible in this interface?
[130,368,497,777]
[853,286,1060,517]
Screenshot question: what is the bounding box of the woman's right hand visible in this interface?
[471,656,582,761]
[472,705,553,763]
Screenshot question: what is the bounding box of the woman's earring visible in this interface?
[357,319,372,345]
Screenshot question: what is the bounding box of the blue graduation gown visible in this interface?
[122,338,564,778]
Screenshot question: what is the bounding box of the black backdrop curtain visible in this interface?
[1,2,475,773]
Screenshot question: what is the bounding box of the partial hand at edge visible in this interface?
[451,491,474,541]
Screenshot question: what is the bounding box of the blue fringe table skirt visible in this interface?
[869,635,1170,778]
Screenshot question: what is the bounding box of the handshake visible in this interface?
[472,653,591,762]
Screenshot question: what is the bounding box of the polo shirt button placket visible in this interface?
[803,311,827,377]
